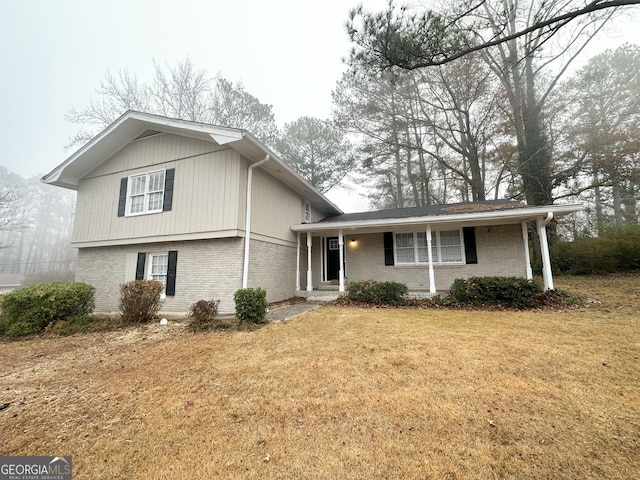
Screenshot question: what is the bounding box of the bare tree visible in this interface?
[556,44,640,232]
[347,0,639,69]
[346,0,625,208]
[65,69,150,148]
[275,117,356,193]
[0,166,30,232]
[66,58,279,148]
[151,58,210,121]
[210,77,280,146]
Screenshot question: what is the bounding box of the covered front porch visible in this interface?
[290,202,580,297]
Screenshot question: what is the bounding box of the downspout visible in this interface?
[242,154,270,289]
[537,212,554,291]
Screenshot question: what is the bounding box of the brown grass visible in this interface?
[1,275,639,479]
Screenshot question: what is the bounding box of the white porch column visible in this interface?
[306,233,313,292]
[338,230,345,292]
[426,225,436,294]
[296,232,301,291]
[521,221,533,281]
[536,213,554,291]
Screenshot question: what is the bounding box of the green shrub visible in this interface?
[0,282,95,336]
[347,280,409,305]
[448,276,543,309]
[234,288,268,323]
[551,224,640,275]
[119,280,163,324]
[187,299,221,331]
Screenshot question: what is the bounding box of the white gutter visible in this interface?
[242,154,270,289]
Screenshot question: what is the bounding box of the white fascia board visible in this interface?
[209,131,244,145]
[42,111,248,189]
[291,204,583,232]
[42,111,135,188]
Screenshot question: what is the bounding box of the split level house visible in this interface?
[43,111,581,314]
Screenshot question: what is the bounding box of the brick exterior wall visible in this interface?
[78,224,527,312]
[318,224,527,292]
[247,238,298,302]
[77,238,246,314]
[77,237,300,315]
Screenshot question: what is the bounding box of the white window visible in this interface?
[439,230,463,262]
[127,170,165,216]
[395,233,416,264]
[148,253,169,290]
[395,229,463,265]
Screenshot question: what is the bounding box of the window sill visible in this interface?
[124,209,164,218]
[394,262,465,267]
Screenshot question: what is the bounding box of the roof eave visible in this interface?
[291,204,583,232]
[42,111,342,215]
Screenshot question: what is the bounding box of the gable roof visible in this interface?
[42,111,342,215]
[293,200,582,232]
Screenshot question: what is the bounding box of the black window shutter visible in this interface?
[383,232,394,266]
[166,250,178,296]
[135,252,146,280]
[117,177,128,217]
[463,227,478,264]
[163,168,175,212]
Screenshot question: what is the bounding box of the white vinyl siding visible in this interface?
[72,135,243,246]
[395,229,463,265]
[127,170,165,216]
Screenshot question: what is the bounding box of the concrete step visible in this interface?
[306,293,341,303]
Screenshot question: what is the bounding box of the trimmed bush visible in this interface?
[234,288,267,323]
[551,224,640,275]
[448,276,543,309]
[119,280,163,324]
[0,282,95,336]
[187,299,221,331]
[347,280,409,305]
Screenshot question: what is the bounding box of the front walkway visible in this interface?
[266,302,322,322]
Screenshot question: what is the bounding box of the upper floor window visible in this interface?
[394,229,463,265]
[118,168,174,218]
[127,170,165,216]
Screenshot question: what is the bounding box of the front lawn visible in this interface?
[0,275,638,479]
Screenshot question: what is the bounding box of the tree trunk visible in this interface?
[594,175,605,236]
[612,183,623,225]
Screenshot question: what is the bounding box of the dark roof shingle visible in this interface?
[317,200,526,224]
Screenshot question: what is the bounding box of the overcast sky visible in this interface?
[0,0,638,209]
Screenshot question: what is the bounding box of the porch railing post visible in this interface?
[426,224,436,294]
[306,233,313,292]
[296,232,301,291]
[338,229,345,292]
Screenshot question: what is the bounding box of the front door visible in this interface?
[325,237,344,281]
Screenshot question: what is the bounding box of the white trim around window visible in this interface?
[126,169,166,216]
[147,252,169,292]
[394,229,464,265]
